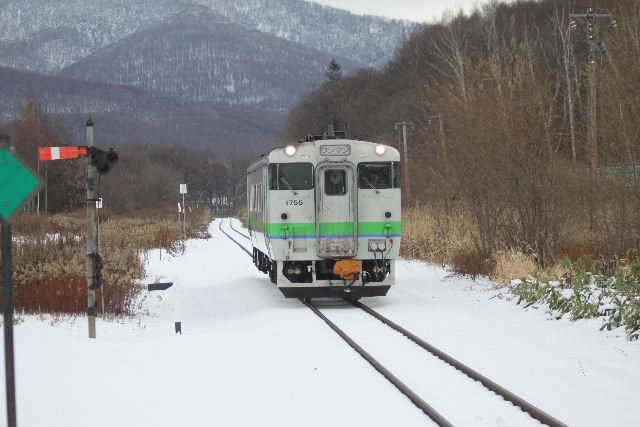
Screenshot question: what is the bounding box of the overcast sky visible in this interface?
[310,0,488,23]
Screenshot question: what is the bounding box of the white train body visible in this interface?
[246,137,401,298]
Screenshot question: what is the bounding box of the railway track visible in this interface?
[218,219,568,427]
[228,219,250,240]
[217,219,251,256]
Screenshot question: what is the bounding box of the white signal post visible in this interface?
[180,184,187,250]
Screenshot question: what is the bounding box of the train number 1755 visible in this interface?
[285,200,303,206]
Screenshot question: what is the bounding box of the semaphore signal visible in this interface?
[89,147,119,175]
[38,146,88,161]
[40,145,119,177]
[39,118,120,338]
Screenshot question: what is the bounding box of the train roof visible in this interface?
[248,139,400,173]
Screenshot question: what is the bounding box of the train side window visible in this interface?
[253,185,257,211]
[393,161,401,188]
[325,169,347,195]
[269,163,313,190]
[358,162,392,189]
[254,184,258,211]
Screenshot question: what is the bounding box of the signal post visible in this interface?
[39,117,119,338]
[86,117,97,338]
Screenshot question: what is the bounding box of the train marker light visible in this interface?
[285,145,297,156]
[90,147,119,175]
[375,144,386,155]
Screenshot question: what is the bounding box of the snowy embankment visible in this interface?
[2,218,639,427]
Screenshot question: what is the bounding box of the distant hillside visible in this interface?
[0,0,412,73]
[192,0,414,67]
[0,67,282,158]
[0,0,414,157]
[59,13,362,112]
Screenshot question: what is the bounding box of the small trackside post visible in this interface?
[2,222,17,427]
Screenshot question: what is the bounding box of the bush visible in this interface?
[512,257,640,340]
[6,206,214,316]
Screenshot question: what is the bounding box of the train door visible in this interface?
[262,166,272,255]
[316,162,357,258]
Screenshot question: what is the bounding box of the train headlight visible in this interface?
[375,144,386,156]
[285,145,297,156]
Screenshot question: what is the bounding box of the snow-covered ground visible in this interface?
[2,218,639,427]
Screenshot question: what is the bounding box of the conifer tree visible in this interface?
[325,59,343,81]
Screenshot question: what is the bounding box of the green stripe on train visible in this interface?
[264,222,315,236]
[358,221,402,235]
[249,221,402,236]
[320,222,354,235]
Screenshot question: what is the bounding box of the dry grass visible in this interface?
[7,206,214,316]
[493,249,537,284]
[401,204,499,276]
[401,204,474,266]
[401,205,567,282]
[401,203,640,282]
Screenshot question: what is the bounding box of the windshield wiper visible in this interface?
[280,177,298,195]
[361,176,380,194]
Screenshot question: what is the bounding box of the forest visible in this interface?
[286,0,640,277]
[4,92,245,215]
[5,0,640,279]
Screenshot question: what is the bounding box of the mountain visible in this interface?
[0,0,412,73]
[0,0,414,157]
[0,67,283,157]
[58,13,362,112]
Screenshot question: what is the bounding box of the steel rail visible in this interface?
[218,220,565,427]
[218,220,252,256]
[352,301,569,427]
[301,299,453,427]
[228,220,250,240]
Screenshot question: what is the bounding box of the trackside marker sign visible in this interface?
[0,143,43,222]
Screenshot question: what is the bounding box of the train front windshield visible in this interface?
[358,162,401,189]
[269,163,314,190]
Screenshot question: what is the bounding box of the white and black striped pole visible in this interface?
[180,184,187,247]
[174,277,182,334]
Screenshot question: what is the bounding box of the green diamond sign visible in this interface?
[0,141,43,223]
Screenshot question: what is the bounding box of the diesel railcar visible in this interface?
[246,129,401,299]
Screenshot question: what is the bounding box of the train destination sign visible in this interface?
[320,145,351,156]
[0,141,43,223]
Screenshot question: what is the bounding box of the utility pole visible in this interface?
[570,7,614,228]
[86,117,98,338]
[427,115,447,174]
[395,121,413,200]
[569,7,614,178]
